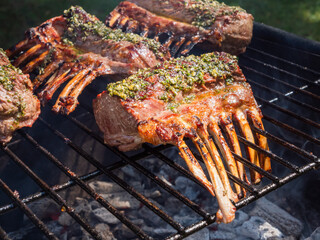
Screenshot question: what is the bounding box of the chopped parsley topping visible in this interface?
[0,48,23,91]
[183,0,245,29]
[0,48,27,122]
[62,6,164,58]
[107,52,239,103]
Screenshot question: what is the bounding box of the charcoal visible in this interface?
[138,205,165,227]
[91,208,120,225]
[114,224,137,239]
[209,230,236,240]
[101,192,140,210]
[218,210,250,232]
[142,225,176,238]
[305,227,320,240]
[248,197,303,237]
[58,212,75,226]
[89,181,124,194]
[235,216,283,240]
[185,228,210,240]
[23,198,60,222]
[173,215,197,226]
[144,189,161,198]
[164,197,182,215]
[121,166,139,178]
[94,223,116,240]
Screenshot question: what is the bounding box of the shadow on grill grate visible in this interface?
[0,23,319,239]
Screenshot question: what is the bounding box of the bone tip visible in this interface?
[264,166,272,173]
[216,208,236,224]
[51,105,60,114]
[238,192,244,199]
[232,194,239,203]
[252,178,261,185]
[216,210,223,224]
[223,210,236,224]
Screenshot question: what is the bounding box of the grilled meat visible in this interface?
[6,6,169,115]
[0,49,40,143]
[93,52,270,223]
[106,0,253,56]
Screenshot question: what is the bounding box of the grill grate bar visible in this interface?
[226,170,257,194]
[190,148,278,189]
[0,226,10,240]
[143,144,213,197]
[114,154,210,222]
[38,117,184,236]
[64,112,211,220]
[251,126,318,162]
[0,169,100,214]
[236,135,300,172]
[0,146,102,240]
[0,145,169,215]
[166,218,216,240]
[248,79,320,113]
[236,161,320,208]
[242,66,320,101]
[246,46,320,76]
[231,153,279,183]
[253,35,320,59]
[18,130,159,239]
[263,115,320,145]
[242,55,320,88]
[106,149,210,221]
[0,178,58,240]
[255,96,320,129]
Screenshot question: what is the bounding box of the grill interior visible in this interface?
[0,22,319,240]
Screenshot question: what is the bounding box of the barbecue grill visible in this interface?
[0,22,319,239]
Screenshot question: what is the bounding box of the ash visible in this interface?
[7,147,320,240]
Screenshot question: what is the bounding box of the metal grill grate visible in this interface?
[0,23,319,239]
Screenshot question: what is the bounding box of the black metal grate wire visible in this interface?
[0,23,319,239]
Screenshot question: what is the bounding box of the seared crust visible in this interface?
[108,0,253,55]
[93,52,256,151]
[0,49,40,143]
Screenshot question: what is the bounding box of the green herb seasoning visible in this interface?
[107,52,238,103]
[0,48,27,123]
[16,96,26,119]
[37,48,56,75]
[0,48,23,91]
[62,6,164,57]
[183,0,245,29]
[0,48,6,58]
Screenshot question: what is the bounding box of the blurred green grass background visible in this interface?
[0,0,319,49]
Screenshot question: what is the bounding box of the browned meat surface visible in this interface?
[93,52,270,223]
[0,49,40,143]
[106,0,253,55]
[6,6,169,114]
